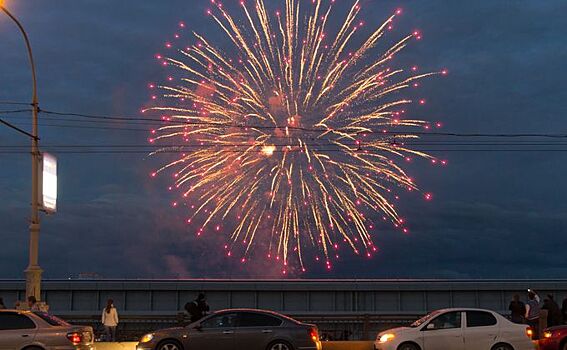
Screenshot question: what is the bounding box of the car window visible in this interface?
[0,313,37,330]
[425,311,462,330]
[411,310,442,328]
[466,311,497,327]
[237,313,283,327]
[33,312,70,326]
[200,313,237,329]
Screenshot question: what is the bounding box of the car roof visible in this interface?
[215,308,282,314]
[430,308,502,315]
[213,308,301,323]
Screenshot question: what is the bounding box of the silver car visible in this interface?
[137,308,322,350]
[0,309,95,350]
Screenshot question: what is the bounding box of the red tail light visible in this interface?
[526,326,534,339]
[67,332,83,345]
[309,327,320,343]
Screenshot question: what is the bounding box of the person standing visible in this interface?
[101,299,119,342]
[542,298,554,327]
[525,290,541,339]
[509,294,525,324]
[196,293,210,319]
[541,294,562,327]
[0,297,6,309]
[27,296,40,311]
[185,293,210,323]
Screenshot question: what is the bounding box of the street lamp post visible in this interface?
[1,2,43,300]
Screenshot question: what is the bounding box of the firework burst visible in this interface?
[146,0,446,272]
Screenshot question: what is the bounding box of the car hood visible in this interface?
[154,327,185,336]
[379,327,411,336]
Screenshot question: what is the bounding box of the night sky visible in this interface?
[1,0,566,279]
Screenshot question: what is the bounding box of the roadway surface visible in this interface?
[94,342,374,350]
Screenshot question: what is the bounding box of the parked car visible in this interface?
[0,309,94,350]
[136,308,322,350]
[374,308,535,350]
[539,325,567,350]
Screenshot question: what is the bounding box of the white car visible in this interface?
[0,309,94,350]
[375,308,535,350]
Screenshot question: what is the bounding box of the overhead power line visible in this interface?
[0,109,33,114]
[4,141,567,148]
[0,119,38,139]
[6,121,150,132]
[8,119,567,140]
[0,101,31,106]
[35,108,567,138]
[3,107,567,147]
[2,149,567,155]
[3,142,567,153]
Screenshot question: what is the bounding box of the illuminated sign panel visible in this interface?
[40,153,57,213]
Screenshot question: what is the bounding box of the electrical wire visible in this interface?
[2,107,567,139]
[3,107,567,157]
[2,150,567,155]
[0,101,31,106]
[36,109,567,138]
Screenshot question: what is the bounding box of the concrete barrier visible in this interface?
[94,341,375,350]
[323,341,374,350]
[94,343,136,350]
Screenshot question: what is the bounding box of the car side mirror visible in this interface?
[426,323,435,330]
[194,325,203,332]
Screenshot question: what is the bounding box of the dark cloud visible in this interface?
[1,0,566,279]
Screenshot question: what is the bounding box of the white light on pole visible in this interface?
[39,153,57,213]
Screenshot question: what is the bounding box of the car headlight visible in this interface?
[139,333,154,343]
[543,331,553,339]
[379,333,396,343]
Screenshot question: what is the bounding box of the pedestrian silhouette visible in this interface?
[542,294,562,327]
[509,294,525,324]
[185,293,210,323]
[27,296,40,311]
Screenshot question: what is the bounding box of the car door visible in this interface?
[463,311,498,350]
[421,311,464,350]
[0,312,38,350]
[234,312,284,350]
[185,312,237,350]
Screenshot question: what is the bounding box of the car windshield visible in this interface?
[410,310,442,328]
[33,312,70,326]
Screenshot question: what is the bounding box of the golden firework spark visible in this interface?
[146,0,445,272]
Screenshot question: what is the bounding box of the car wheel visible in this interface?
[267,341,294,350]
[491,343,513,350]
[157,340,183,350]
[397,343,420,350]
